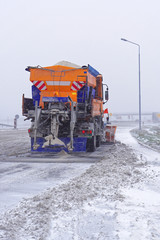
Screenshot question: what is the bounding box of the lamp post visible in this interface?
[121,38,142,130]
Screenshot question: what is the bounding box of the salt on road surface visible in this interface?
[0,127,160,240]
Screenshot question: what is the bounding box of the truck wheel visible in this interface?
[96,136,101,147]
[87,136,96,152]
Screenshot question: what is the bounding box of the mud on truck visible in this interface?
[22,61,109,152]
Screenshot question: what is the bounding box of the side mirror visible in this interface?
[105,88,109,101]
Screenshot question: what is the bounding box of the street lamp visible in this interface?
[121,38,142,130]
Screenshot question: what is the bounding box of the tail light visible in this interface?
[82,130,92,135]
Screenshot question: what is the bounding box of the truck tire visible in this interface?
[96,135,101,147]
[87,136,96,152]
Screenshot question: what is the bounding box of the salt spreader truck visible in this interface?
[22,61,109,152]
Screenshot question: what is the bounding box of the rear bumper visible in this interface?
[31,137,87,152]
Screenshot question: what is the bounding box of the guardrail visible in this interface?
[0,123,14,127]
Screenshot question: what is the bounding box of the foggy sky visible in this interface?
[0,0,160,119]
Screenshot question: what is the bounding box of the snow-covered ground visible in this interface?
[131,125,160,152]
[0,125,160,240]
[115,126,160,239]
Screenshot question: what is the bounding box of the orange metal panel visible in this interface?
[87,72,96,88]
[96,75,103,99]
[30,66,87,93]
[39,91,77,108]
[28,64,103,111]
[105,126,117,142]
[29,65,88,107]
[91,99,103,117]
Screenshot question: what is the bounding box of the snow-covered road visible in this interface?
[0,161,93,213]
[0,126,160,240]
[0,129,101,213]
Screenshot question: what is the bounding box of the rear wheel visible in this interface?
[96,135,101,147]
[87,135,96,152]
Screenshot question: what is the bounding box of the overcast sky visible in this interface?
[0,0,160,119]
